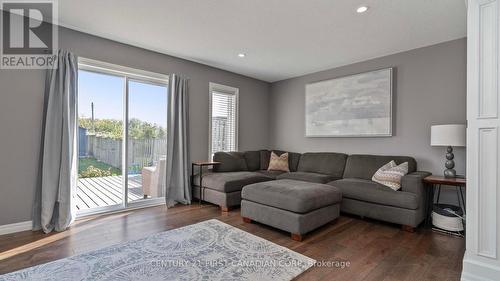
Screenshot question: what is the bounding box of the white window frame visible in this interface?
[76,57,169,218]
[78,57,169,85]
[208,82,239,160]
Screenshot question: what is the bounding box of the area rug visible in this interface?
[0,219,315,281]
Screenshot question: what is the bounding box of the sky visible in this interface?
[78,70,168,128]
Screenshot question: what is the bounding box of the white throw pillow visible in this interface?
[267,151,290,172]
[372,161,409,191]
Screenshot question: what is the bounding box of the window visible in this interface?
[77,57,168,216]
[209,82,239,159]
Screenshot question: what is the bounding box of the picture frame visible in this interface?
[305,68,393,137]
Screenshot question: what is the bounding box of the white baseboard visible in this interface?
[462,257,500,281]
[0,220,32,236]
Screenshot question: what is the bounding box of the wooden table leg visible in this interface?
[426,183,435,227]
[199,166,203,204]
[459,185,466,215]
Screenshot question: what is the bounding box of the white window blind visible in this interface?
[209,83,238,159]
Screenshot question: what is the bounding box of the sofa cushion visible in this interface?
[242,179,342,213]
[259,150,271,170]
[195,171,271,193]
[297,152,348,177]
[343,155,417,180]
[260,150,301,172]
[276,172,338,183]
[213,152,248,172]
[255,170,286,179]
[328,178,419,210]
[244,151,261,171]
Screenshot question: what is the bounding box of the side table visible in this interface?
[191,161,220,204]
[423,175,466,233]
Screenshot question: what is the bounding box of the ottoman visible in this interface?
[241,179,342,241]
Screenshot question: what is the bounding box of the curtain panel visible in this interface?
[32,50,78,233]
[165,74,191,207]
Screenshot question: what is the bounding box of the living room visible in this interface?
[0,1,497,280]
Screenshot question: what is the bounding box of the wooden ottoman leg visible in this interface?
[291,233,303,242]
[221,206,232,212]
[242,217,252,223]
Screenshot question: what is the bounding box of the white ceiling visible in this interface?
[58,0,466,82]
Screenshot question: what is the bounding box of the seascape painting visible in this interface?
[305,68,393,137]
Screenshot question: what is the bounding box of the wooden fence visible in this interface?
[84,135,167,173]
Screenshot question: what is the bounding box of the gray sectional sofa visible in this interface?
[193,149,431,233]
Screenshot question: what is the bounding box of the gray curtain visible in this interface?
[165,74,191,207]
[33,50,78,233]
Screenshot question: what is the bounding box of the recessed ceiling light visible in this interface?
[238,53,246,58]
[356,6,368,13]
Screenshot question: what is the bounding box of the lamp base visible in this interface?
[444,169,456,178]
[444,146,456,178]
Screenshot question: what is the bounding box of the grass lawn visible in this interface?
[78,157,121,176]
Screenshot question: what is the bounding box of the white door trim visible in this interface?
[463,0,500,279]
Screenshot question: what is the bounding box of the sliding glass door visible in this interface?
[77,58,168,216]
[77,70,125,212]
[127,80,168,202]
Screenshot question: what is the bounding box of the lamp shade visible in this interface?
[431,124,466,147]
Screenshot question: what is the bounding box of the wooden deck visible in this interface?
[76,175,144,210]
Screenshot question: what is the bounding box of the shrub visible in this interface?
[80,165,113,178]
[79,118,166,139]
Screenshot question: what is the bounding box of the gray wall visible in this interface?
[269,38,466,203]
[0,27,270,225]
[0,28,466,225]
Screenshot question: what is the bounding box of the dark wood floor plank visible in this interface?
[0,205,465,280]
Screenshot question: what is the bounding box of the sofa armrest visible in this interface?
[400,171,431,202]
[401,171,431,193]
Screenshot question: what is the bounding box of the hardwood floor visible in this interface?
[0,204,464,280]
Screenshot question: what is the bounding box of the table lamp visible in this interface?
[431,124,466,178]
